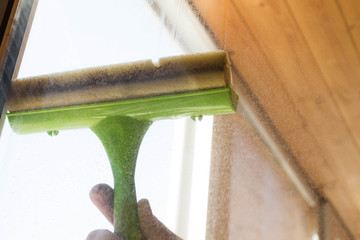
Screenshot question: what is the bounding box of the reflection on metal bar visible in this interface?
[144,0,218,53]
[175,118,196,238]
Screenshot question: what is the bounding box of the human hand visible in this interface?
[86,184,182,240]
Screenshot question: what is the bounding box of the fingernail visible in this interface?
[90,183,111,195]
[86,229,123,240]
[138,198,153,217]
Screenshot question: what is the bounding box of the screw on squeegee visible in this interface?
[47,130,59,137]
[191,115,203,122]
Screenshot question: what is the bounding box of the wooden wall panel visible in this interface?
[287,0,360,154]
[191,0,360,238]
[336,0,360,55]
[228,0,360,198]
[192,0,334,186]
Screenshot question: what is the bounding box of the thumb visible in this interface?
[137,199,183,240]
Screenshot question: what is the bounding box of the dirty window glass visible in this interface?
[0,0,215,239]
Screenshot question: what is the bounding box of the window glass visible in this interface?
[0,1,213,239]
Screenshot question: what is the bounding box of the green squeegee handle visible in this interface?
[7,88,237,239]
[91,116,152,240]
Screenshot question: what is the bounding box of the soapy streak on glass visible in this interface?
[0,0,212,239]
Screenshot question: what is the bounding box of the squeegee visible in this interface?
[6,51,237,240]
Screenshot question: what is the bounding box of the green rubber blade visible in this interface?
[7,88,236,134]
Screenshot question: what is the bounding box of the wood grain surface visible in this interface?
[191,0,360,238]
